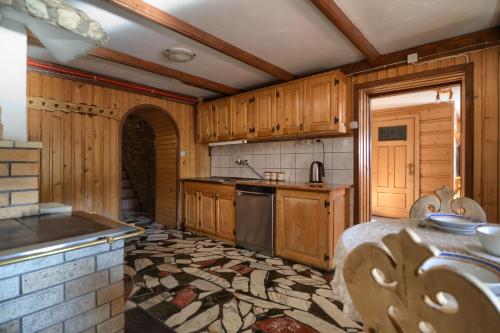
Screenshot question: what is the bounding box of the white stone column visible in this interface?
[0,19,27,141]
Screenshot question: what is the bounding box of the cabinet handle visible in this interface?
[333,78,339,86]
[276,124,280,130]
[299,123,303,131]
[334,117,339,124]
[272,126,275,133]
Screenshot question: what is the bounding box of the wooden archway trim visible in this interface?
[119,104,181,228]
[353,63,474,224]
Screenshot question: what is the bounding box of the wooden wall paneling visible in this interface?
[353,48,500,223]
[483,49,499,219]
[40,74,53,203]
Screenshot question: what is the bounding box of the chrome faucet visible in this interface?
[236,156,264,180]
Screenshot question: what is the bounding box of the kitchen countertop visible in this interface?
[183,177,351,192]
[0,211,142,265]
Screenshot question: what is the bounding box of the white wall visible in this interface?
[0,20,27,141]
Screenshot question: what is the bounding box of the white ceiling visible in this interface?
[27,0,500,99]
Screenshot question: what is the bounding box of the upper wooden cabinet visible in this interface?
[198,102,214,143]
[213,99,231,141]
[197,69,348,143]
[304,72,347,133]
[277,81,304,135]
[253,87,278,138]
[231,94,252,140]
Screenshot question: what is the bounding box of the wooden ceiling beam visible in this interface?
[339,27,500,75]
[106,0,295,81]
[311,0,382,65]
[28,34,240,95]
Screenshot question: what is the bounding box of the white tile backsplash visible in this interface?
[266,154,281,168]
[209,137,354,184]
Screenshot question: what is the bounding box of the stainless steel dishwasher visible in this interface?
[235,184,275,257]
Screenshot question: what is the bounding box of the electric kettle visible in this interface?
[309,161,325,183]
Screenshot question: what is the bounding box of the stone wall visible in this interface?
[0,140,42,219]
[122,115,155,213]
[0,240,125,333]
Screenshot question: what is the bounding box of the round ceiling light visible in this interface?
[163,47,196,63]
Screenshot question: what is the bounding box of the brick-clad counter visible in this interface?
[0,140,41,220]
[0,240,126,333]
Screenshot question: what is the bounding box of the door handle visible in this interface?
[408,163,415,175]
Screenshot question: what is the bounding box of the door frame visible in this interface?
[119,104,181,228]
[353,63,474,224]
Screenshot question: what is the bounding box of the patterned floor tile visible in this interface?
[124,215,364,333]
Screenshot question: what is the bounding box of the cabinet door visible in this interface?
[184,190,199,230]
[254,88,277,138]
[277,81,303,135]
[198,102,214,143]
[231,94,252,139]
[199,192,217,235]
[216,194,235,241]
[275,189,332,269]
[213,99,231,141]
[304,72,346,133]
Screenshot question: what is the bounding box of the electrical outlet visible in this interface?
[180,151,186,157]
[407,53,418,64]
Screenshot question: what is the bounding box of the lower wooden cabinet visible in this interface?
[184,181,349,269]
[275,188,349,270]
[216,193,236,241]
[183,181,236,242]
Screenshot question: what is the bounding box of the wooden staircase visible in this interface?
[121,169,141,211]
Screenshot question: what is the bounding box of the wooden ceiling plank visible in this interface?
[340,27,500,74]
[310,0,382,65]
[107,0,295,81]
[28,34,240,95]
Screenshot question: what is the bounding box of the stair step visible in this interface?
[122,198,140,210]
[122,188,136,199]
[122,179,132,189]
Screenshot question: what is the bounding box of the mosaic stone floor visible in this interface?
[122,215,364,333]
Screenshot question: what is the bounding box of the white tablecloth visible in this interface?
[330,219,482,322]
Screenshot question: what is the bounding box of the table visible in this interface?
[330,219,482,322]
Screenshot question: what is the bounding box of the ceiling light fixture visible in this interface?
[163,47,196,63]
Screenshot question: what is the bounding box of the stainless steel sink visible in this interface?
[185,177,260,184]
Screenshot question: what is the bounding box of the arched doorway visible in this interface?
[120,105,180,228]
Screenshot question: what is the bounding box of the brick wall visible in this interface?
[122,115,155,213]
[0,140,42,219]
[0,241,125,333]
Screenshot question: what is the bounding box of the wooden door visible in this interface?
[213,99,231,141]
[231,94,252,139]
[275,189,331,269]
[184,190,199,230]
[216,193,235,241]
[198,102,214,143]
[277,81,304,135]
[304,72,346,133]
[254,87,277,138]
[372,118,416,218]
[199,192,217,234]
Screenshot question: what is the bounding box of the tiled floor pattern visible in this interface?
[123,216,363,333]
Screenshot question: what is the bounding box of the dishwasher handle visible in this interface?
[237,190,273,196]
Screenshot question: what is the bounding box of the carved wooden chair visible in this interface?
[409,186,486,220]
[343,228,500,333]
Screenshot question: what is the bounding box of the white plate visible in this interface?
[427,221,477,235]
[466,244,500,264]
[427,214,485,230]
[421,252,500,296]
